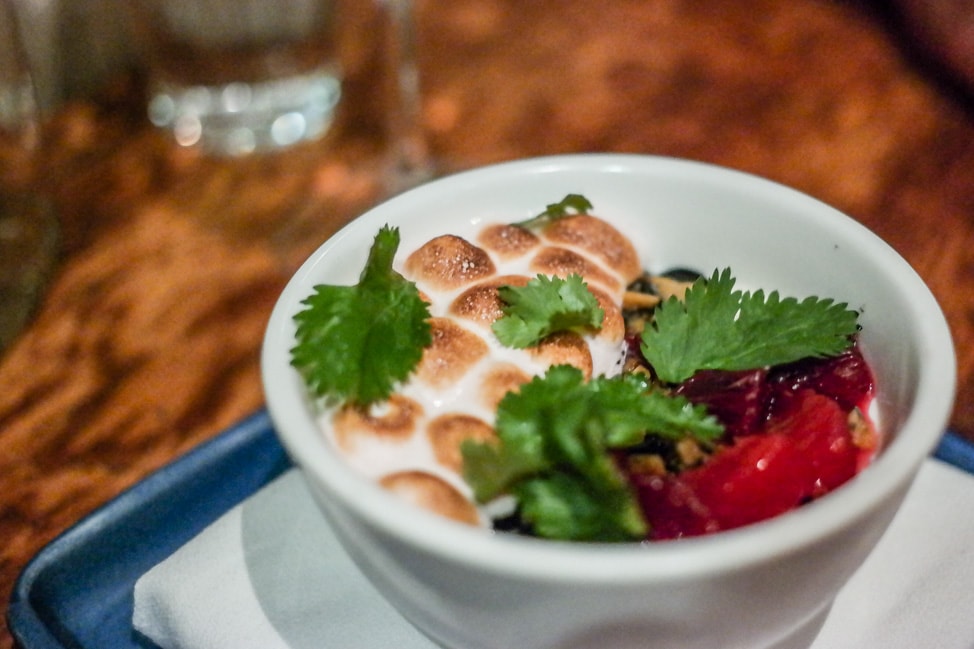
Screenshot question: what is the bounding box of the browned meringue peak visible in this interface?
[542,214,642,284]
[426,413,496,473]
[529,331,593,380]
[333,394,424,452]
[587,285,626,343]
[403,234,496,291]
[479,362,533,411]
[448,274,532,326]
[379,470,481,525]
[476,223,540,259]
[529,246,622,294]
[415,317,490,388]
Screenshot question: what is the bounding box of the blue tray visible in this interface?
[7,411,291,649]
[7,411,974,649]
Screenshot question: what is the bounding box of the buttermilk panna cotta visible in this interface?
[290,195,879,543]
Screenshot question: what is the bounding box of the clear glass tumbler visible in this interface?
[129,0,344,156]
[0,0,58,354]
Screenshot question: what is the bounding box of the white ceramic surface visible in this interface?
[261,154,956,649]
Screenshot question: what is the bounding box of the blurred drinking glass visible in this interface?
[129,0,344,156]
[0,0,58,354]
[377,0,431,190]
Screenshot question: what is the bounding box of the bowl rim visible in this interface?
[261,153,956,583]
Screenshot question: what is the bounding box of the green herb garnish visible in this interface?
[515,193,593,229]
[461,365,723,542]
[641,268,860,384]
[491,274,604,348]
[290,226,432,406]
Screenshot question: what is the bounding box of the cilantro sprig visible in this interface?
[515,193,592,229]
[641,268,860,384]
[290,226,432,406]
[461,365,723,542]
[491,274,604,348]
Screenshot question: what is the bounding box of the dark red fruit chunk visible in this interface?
[674,369,768,438]
[767,344,874,411]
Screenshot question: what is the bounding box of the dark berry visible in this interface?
[674,368,769,438]
[768,343,874,411]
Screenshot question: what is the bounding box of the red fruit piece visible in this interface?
[767,390,859,496]
[633,473,712,540]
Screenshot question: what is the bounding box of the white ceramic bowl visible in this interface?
[261,154,956,649]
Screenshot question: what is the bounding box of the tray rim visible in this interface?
[7,413,974,649]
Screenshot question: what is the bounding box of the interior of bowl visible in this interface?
[261,153,956,579]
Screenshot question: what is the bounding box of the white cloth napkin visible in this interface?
[133,459,974,649]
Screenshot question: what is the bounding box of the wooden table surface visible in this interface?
[3,1,974,645]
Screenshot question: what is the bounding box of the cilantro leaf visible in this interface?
[461,365,722,542]
[290,226,432,406]
[598,377,725,444]
[515,193,593,229]
[491,274,604,348]
[516,473,647,542]
[641,268,860,384]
